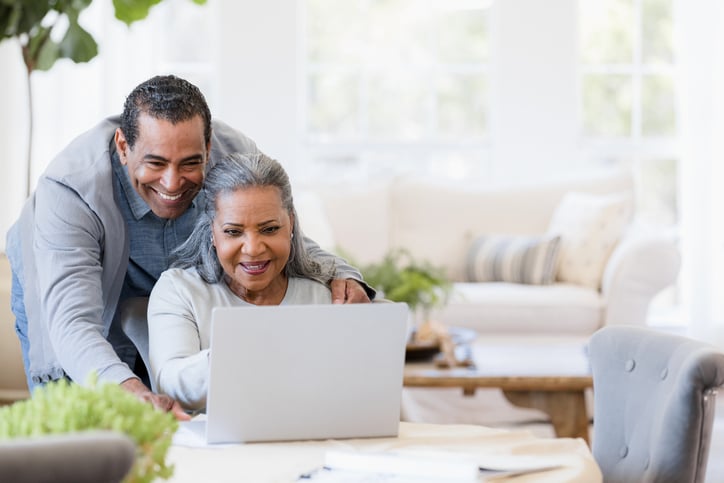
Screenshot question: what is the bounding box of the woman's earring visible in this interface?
[291,232,294,240]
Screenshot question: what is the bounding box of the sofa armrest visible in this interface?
[601,229,681,326]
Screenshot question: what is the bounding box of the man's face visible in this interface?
[114,113,209,220]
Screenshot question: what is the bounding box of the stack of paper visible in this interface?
[298,449,562,482]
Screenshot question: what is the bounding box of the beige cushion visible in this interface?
[547,192,633,289]
[466,235,561,285]
[429,282,604,335]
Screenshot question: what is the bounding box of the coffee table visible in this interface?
[403,335,593,444]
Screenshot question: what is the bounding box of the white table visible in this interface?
[167,422,601,482]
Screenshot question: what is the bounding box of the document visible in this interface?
[298,449,562,482]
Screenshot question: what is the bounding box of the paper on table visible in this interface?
[173,414,236,448]
[297,449,563,482]
[173,416,208,447]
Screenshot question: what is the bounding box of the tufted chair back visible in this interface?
[589,326,724,483]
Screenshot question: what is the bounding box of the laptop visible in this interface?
[196,302,409,444]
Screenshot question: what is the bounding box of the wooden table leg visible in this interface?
[502,390,590,446]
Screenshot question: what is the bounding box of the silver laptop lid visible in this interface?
[206,303,409,444]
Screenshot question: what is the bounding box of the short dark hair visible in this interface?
[119,75,212,149]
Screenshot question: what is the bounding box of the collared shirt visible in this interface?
[8,116,265,386]
[111,149,203,300]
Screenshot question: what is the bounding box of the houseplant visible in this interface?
[360,248,452,334]
[0,374,178,483]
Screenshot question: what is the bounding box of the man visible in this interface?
[6,75,372,418]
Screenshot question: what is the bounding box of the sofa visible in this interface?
[297,169,681,336]
[0,254,29,404]
[296,169,681,428]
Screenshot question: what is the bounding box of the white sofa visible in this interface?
[297,169,680,336]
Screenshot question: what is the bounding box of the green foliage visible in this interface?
[1,0,97,72]
[0,0,207,195]
[0,375,179,483]
[360,248,452,313]
[0,0,207,73]
[113,0,206,26]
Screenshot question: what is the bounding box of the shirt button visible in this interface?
[625,359,636,372]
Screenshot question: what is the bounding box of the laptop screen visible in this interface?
[205,302,409,444]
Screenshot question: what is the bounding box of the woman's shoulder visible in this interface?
[287,277,332,304]
[160,266,199,279]
[156,266,208,289]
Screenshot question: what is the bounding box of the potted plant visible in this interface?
[360,248,452,336]
[0,374,178,483]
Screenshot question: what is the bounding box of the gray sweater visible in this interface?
[6,116,353,386]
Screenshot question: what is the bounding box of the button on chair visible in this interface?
[588,326,724,483]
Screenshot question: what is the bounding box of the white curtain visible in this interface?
[675,0,724,345]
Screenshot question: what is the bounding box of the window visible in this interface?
[579,0,679,319]
[579,0,677,227]
[303,0,491,179]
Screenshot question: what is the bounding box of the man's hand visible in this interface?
[121,377,191,421]
[331,279,371,304]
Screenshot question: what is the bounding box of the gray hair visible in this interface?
[172,152,335,285]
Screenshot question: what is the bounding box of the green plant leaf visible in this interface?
[1,4,20,39]
[113,0,207,26]
[359,248,452,312]
[58,19,98,63]
[34,38,60,71]
[5,2,51,38]
[113,0,164,26]
[0,376,178,483]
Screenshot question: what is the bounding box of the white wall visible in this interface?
[214,1,301,174]
[675,0,724,343]
[490,0,579,182]
[0,42,28,245]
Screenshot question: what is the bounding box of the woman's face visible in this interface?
[211,186,293,305]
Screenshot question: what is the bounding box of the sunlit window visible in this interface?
[579,0,679,318]
[303,0,491,179]
[579,0,677,227]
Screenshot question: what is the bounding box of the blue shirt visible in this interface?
[111,150,202,300]
[7,116,265,386]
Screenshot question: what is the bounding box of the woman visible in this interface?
[148,152,334,410]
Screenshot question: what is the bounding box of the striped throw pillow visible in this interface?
[466,235,561,285]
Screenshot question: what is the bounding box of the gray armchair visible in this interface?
[0,430,135,483]
[589,326,724,483]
